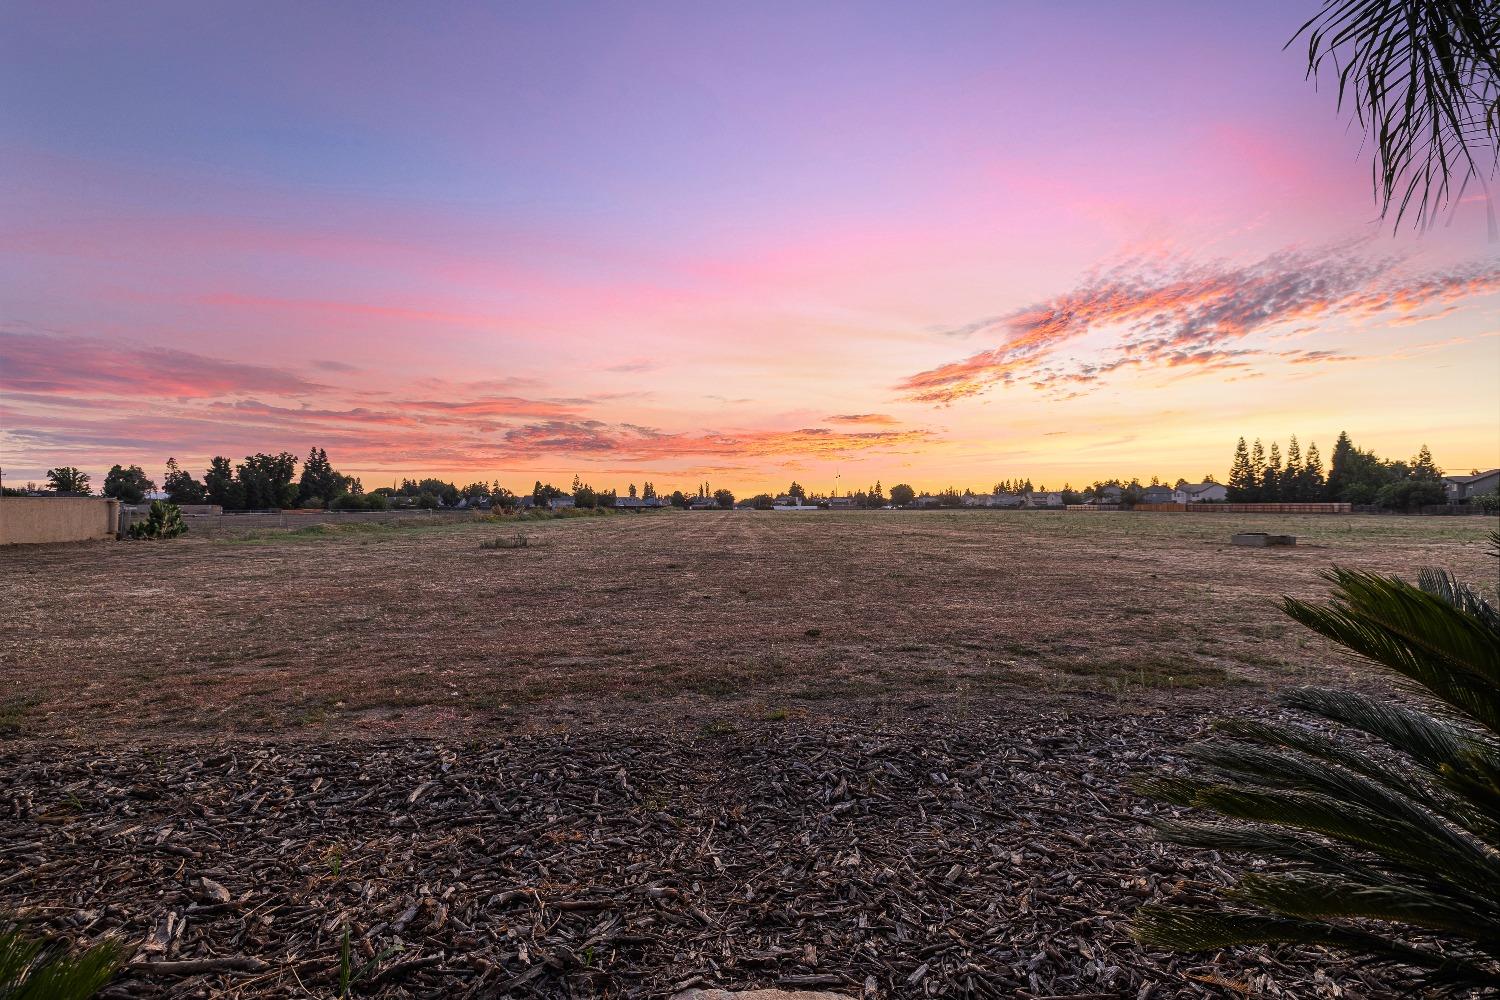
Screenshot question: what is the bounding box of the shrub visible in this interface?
[1473,490,1499,514]
[330,494,365,511]
[0,923,122,998]
[1134,532,1500,990]
[1373,478,1446,511]
[126,501,187,540]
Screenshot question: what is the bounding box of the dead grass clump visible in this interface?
[0,696,40,738]
[1051,655,1235,689]
[481,533,533,550]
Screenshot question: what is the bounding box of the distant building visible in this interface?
[548,496,576,510]
[1140,485,1175,504]
[1027,491,1065,508]
[1177,482,1227,503]
[1095,485,1123,503]
[1444,469,1500,503]
[615,496,665,509]
[825,496,858,509]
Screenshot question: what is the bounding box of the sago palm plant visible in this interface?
[1135,530,1500,992]
[0,923,120,999]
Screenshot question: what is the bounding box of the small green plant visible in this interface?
[126,500,187,540]
[336,926,401,998]
[480,532,530,549]
[0,923,122,999]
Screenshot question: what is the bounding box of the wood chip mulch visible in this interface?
[2,714,1402,998]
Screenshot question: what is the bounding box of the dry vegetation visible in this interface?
[2,511,1493,997]
[2,510,1492,740]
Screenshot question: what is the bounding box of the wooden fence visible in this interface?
[1130,502,1352,514]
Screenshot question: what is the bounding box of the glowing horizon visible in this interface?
[3,2,1497,497]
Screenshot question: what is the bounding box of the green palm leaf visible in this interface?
[0,925,121,1000]
[1133,538,1500,991]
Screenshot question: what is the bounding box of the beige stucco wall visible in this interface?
[1,497,120,545]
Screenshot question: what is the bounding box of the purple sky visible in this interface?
[3,2,1497,492]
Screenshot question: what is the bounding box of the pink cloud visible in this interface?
[898,249,1500,403]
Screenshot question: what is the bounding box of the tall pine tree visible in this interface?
[1327,431,1355,499]
[1227,438,1255,501]
[1283,436,1303,501]
[1263,442,1283,500]
[1248,439,1267,502]
[1303,442,1327,500]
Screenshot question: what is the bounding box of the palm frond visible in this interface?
[1282,568,1500,732]
[1135,905,1500,991]
[1291,0,1500,231]
[1134,542,1500,989]
[0,925,121,1000]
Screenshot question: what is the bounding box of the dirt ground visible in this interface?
[3,510,1493,741]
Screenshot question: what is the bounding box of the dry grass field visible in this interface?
[3,510,1493,741]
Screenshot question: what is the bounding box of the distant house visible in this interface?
[1027,491,1065,508]
[1178,482,1227,503]
[615,496,666,509]
[960,494,995,508]
[825,496,858,509]
[1140,485,1175,504]
[548,496,576,510]
[1444,469,1500,503]
[1095,485,1123,503]
[991,493,1024,508]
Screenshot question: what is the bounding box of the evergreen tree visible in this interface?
[1302,442,1327,500]
[1262,442,1283,501]
[1248,439,1267,502]
[296,447,345,507]
[1326,431,1355,499]
[1227,438,1255,501]
[45,467,91,494]
[204,457,243,509]
[163,457,207,504]
[629,483,638,498]
[236,453,298,509]
[1283,436,1303,501]
[1409,443,1443,481]
[642,482,656,500]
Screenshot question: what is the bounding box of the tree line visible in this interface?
[1226,432,1452,508]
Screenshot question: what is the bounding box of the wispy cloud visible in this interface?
[825,412,899,425]
[1,330,323,398]
[898,248,1500,403]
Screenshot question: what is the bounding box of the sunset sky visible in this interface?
[3,2,1498,496]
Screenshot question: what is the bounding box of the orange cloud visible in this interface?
[899,250,1500,403]
[825,412,900,425]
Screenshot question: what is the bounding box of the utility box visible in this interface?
[1231,532,1296,547]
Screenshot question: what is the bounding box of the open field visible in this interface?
[3,511,1493,997]
[2,510,1493,740]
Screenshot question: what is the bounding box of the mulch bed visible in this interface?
[2,714,1401,998]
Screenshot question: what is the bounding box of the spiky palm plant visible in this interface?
[0,924,120,999]
[1134,534,1500,992]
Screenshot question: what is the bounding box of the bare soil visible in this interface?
[1,510,1492,740]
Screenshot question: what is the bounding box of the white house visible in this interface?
[1177,482,1227,503]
